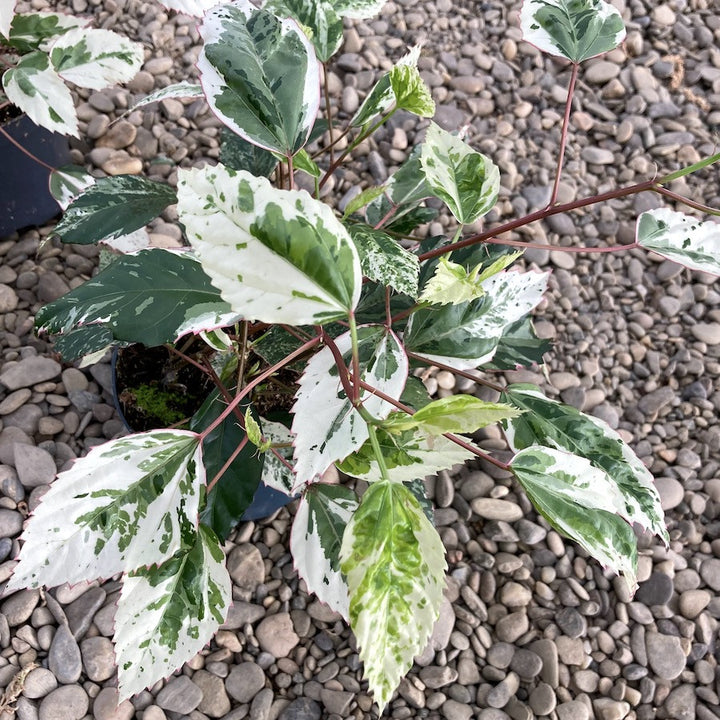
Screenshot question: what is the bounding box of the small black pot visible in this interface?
[0,114,71,238]
[111,347,294,522]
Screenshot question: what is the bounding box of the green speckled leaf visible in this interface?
[35,249,239,352]
[220,127,279,178]
[347,224,419,298]
[114,525,231,700]
[511,446,639,591]
[389,62,434,117]
[6,431,203,592]
[636,208,720,276]
[340,481,446,711]
[520,0,626,63]
[49,165,94,211]
[198,0,321,155]
[129,82,203,112]
[421,122,500,225]
[178,164,361,325]
[332,0,387,18]
[291,484,357,619]
[7,11,87,52]
[53,176,177,245]
[504,384,668,543]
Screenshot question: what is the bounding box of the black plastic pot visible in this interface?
[0,114,71,238]
[111,347,294,522]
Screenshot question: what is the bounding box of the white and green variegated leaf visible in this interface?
[503,384,668,543]
[291,484,357,619]
[351,45,420,127]
[6,11,87,52]
[340,481,446,711]
[198,0,321,155]
[128,82,204,113]
[406,269,549,370]
[511,446,639,591]
[421,122,500,225]
[520,0,626,63]
[49,28,143,90]
[291,326,408,491]
[385,395,521,436]
[156,0,221,16]
[114,525,231,701]
[0,0,16,39]
[332,0,387,19]
[338,429,474,483]
[264,0,343,62]
[389,63,434,118]
[347,224,420,298]
[6,431,203,592]
[53,176,177,244]
[178,164,362,325]
[419,252,523,306]
[2,51,78,136]
[260,418,295,494]
[636,208,720,277]
[49,165,95,211]
[293,148,321,178]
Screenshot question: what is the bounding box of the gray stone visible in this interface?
[91,687,134,720]
[66,586,106,640]
[38,685,89,720]
[0,284,18,312]
[1,589,40,626]
[555,607,586,638]
[690,323,720,345]
[225,662,266,702]
[221,601,265,629]
[0,389,31,415]
[255,613,299,657]
[663,684,696,720]
[227,543,265,590]
[471,498,523,521]
[593,698,630,720]
[557,701,590,720]
[510,648,543,678]
[636,572,674,605]
[530,639,559,687]
[700,558,720,591]
[678,589,711,619]
[495,611,528,643]
[655,477,684,510]
[250,687,273,720]
[0,358,61,390]
[22,668,58,699]
[14,445,56,488]
[419,665,457,688]
[278,698,321,720]
[487,642,515,669]
[442,699,473,720]
[80,636,115,682]
[646,632,686,679]
[637,387,675,416]
[193,669,231,718]
[156,676,203,714]
[581,147,615,164]
[528,683,556,716]
[320,688,353,715]
[49,624,82,684]
[0,508,23,537]
[428,595,454,651]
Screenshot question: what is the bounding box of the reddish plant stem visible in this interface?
[653,185,720,216]
[418,178,658,262]
[482,237,638,253]
[166,344,210,375]
[0,123,56,172]
[385,287,392,328]
[281,324,314,343]
[198,334,322,441]
[548,63,579,207]
[321,330,357,406]
[322,63,336,166]
[207,436,249,493]
[355,379,512,470]
[373,201,399,230]
[405,352,505,394]
[286,153,295,190]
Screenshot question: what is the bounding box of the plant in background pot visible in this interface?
[0,0,143,235]
[5,0,720,712]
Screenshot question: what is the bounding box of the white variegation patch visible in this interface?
[49,166,95,211]
[260,418,295,494]
[0,0,17,39]
[291,486,357,619]
[156,0,222,16]
[3,51,78,136]
[333,0,387,19]
[178,164,362,325]
[114,526,231,700]
[6,431,203,591]
[50,28,143,90]
[128,82,204,113]
[636,208,720,277]
[174,308,243,340]
[291,327,408,491]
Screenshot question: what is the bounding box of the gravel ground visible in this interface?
[1,0,720,719]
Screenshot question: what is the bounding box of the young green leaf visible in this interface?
[340,481,446,711]
[265,0,343,62]
[636,208,720,277]
[389,63,435,117]
[347,224,420,298]
[385,395,521,436]
[342,186,387,219]
[6,430,204,592]
[35,249,239,352]
[244,409,267,450]
[293,148,322,178]
[198,0,321,155]
[520,0,626,63]
[259,417,296,494]
[291,326,408,491]
[178,164,362,325]
[421,122,500,225]
[511,446,639,591]
[338,428,474,483]
[114,525,231,700]
[7,11,87,52]
[503,384,668,543]
[406,269,549,370]
[2,51,77,136]
[49,165,95,211]
[49,27,143,90]
[290,484,357,619]
[53,176,177,244]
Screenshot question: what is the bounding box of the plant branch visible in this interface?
[207,436,249,493]
[287,153,295,190]
[348,313,361,404]
[165,344,211,375]
[0,123,56,172]
[548,63,579,207]
[653,185,720,217]
[236,320,250,394]
[322,62,336,166]
[321,329,357,405]
[405,352,505,394]
[482,236,637,253]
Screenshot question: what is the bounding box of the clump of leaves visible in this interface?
[7,0,720,712]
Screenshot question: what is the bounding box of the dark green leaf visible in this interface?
[484,318,551,370]
[220,127,279,177]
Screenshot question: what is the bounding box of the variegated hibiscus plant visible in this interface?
[5,0,720,712]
